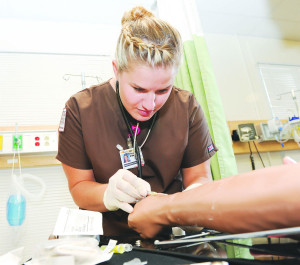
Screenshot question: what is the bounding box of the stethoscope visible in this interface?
[116,81,158,178]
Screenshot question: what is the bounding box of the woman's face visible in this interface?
[114,62,176,122]
[124,155,129,162]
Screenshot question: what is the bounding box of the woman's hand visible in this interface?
[103,169,151,213]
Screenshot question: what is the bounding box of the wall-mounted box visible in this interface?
[12,135,23,150]
[0,130,58,155]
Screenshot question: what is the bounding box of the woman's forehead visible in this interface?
[120,63,177,83]
[122,73,175,92]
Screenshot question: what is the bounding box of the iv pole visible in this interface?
[63,72,102,90]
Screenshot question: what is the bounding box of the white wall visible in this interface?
[204,33,300,172]
[0,19,119,55]
[0,52,113,127]
[205,34,300,121]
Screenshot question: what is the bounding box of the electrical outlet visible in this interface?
[237,123,258,142]
[0,130,57,154]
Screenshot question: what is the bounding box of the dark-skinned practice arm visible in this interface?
[128,163,300,238]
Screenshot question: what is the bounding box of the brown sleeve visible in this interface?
[181,95,217,168]
[56,97,92,169]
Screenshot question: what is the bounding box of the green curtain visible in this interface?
[175,35,253,259]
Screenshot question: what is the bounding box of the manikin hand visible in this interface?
[128,193,169,238]
[129,162,300,238]
[283,156,297,165]
[103,169,151,213]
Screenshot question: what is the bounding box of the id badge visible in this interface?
[120,148,145,170]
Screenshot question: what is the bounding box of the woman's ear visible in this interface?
[112,60,118,78]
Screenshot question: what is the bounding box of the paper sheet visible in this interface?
[53,207,103,236]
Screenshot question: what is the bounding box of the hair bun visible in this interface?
[121,6,154,25]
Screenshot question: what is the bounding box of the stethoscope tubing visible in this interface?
[116,81,158,178]
[116,81,142,177]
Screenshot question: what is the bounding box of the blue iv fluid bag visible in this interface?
[7,194,26,226]
[6,173,45,227]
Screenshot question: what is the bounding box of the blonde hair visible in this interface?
[115,6,182,72]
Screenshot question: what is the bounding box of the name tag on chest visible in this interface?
[120,148,145,170]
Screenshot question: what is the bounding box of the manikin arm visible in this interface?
[128,163,300,238]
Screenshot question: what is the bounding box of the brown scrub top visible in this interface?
[56,80,217,237]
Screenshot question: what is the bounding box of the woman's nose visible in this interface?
[143,93,155,110]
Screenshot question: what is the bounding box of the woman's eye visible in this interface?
[156,89,168,94]
[134,87,145,92]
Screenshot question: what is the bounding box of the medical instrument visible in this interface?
[116,81,158,178]
[100,243,133,254]
[6,125,46,227]
[7,174,45,226]
[256,77,300,146]
[154,226,300,246]
[256,115,300,147]
[63,72,103,90]
[278,116,300,147]
[127,134,133,148]
[7,127,26,226]
[116,144,124,151]
[237,123,258,142]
